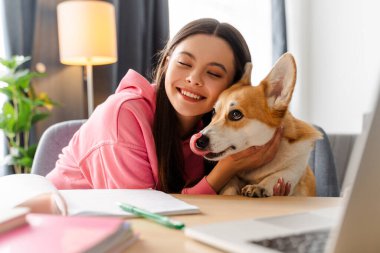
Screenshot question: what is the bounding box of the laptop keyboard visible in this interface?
[250,229,330,253]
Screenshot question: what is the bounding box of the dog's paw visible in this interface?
[241,184,271,198]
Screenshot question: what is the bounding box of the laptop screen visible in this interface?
[327,86,380,253]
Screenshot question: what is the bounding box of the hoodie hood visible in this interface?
[116,69,156,109]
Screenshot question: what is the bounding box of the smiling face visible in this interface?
[165,34,235,128]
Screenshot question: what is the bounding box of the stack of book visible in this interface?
[0,209,137,253]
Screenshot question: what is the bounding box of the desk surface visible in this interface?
[127,195,342,253]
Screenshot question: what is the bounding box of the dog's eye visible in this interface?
[228,110,243,121]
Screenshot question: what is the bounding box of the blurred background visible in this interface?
[0,0,380,169]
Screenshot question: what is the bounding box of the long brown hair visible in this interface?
[153,18,251,193]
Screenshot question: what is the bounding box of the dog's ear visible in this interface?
[263,53,296,111]
[239,62,253,85]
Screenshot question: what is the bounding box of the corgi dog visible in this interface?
[190,53,321,197]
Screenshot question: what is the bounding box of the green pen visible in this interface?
[116,202,185,230]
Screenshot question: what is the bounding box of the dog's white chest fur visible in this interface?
[221,138,314,196]
[244,139,313,181]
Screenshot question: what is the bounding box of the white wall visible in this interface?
[287,0,380,134]
[170,0,380,134]
[168,0,272,85]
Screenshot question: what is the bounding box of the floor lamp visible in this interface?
[57,0,117,116]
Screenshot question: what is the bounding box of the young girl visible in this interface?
[46,18,286,195]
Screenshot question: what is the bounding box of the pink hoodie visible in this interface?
[46,70,216,194]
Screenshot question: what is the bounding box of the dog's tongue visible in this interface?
[190,132,210,156]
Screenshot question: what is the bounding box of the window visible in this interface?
[0,0,8,58]
[0,0,8,167]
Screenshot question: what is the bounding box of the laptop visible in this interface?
[185,88,380,253]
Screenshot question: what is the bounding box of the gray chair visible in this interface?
[327,133,357,192]
[308,126,340,197]
[31,119,86,176]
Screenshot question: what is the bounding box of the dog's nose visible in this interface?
[195,134,209,150]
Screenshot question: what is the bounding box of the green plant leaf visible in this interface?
[0,102,16,134]
[14,56,31,69]
[33,94,58,111]
[14,97,33,132]
[0,86,13,100]
[1,55,56,173]
[16,71,44,91]
[0,58,17,70]
[14,156,33,168]
[0,56,31,71]
[26,144,37,158]
[13,145,34,169]
[31,112,50,124]
[14,70,31,90]
[0,76,15,86]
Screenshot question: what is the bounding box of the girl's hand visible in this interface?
[273,178,291,196]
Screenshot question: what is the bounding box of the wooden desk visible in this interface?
[127,195,342,253]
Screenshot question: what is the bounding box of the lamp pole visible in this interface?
[86,63,94,116]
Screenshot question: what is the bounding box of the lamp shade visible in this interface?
[57,0,117,66]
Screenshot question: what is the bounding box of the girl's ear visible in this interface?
[165,56,170,66]
[164,55,171,69]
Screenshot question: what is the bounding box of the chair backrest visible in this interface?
[31,120,86,176]
[308,125,340,197]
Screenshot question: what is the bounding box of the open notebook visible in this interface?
[185,90,380,252]
[0,174,200,217]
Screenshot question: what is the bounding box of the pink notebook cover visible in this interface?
[0,214,132,253]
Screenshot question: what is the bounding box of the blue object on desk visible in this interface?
[117,202,185,230]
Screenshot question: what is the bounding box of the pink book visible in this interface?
[0,214,137,253]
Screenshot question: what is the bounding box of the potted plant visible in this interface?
[0,55,56,173]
